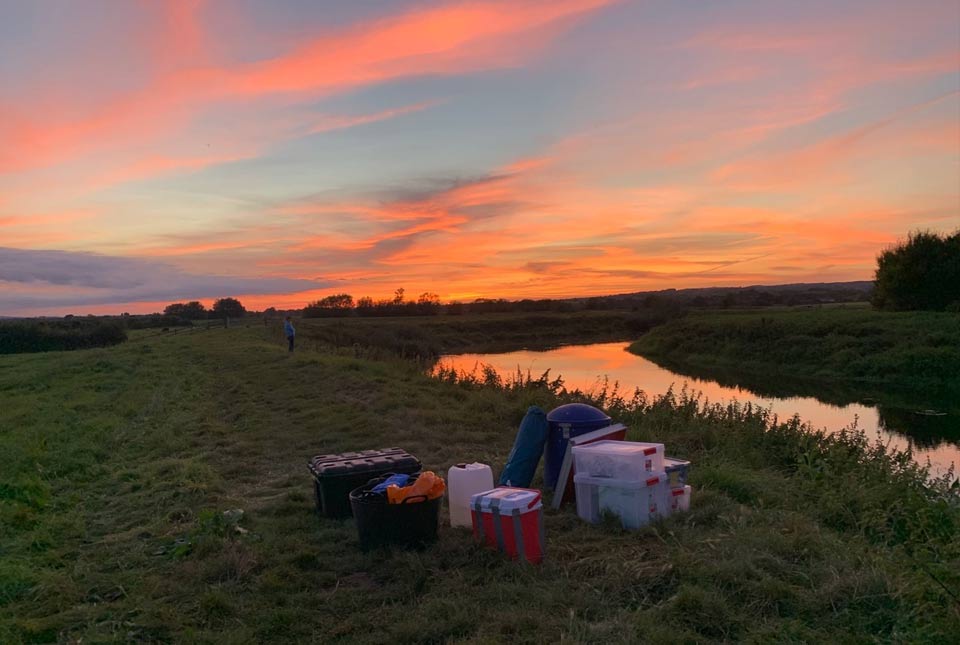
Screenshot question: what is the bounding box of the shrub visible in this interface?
[873,230,960,311]
[164,301,207,319]
[0,321,127,354]
[211,298,246,319]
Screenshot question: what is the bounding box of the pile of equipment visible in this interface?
[306,403,692,561]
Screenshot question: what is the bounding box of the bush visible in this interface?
[164,301,207,319]
[873,230,960,311]
[212,298,245,319]
[303,294,354,318]
[0,321,127,354]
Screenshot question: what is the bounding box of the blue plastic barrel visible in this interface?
[543,403,612,490]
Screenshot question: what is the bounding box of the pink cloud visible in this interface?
[0,0,615,175]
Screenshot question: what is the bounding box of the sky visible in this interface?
[1,0,958,315]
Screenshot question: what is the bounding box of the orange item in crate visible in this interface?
[387,471,445,504]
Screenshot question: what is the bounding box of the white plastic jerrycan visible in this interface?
[447,462,494,528]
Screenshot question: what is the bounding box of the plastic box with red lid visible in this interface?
[470,487,544,564]
[573,472,671,529]
[572,440,665,480]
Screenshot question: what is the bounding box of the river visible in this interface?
[436,342,958,479]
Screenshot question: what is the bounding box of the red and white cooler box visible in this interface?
[470,487,544,564]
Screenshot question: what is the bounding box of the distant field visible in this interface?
[294,309,675,358]
[1,325,958,643]
[629,306,960,396]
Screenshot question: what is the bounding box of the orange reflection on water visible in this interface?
[437,342,958,478]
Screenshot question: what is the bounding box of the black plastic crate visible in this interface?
[350,473,441,551]
[308,448,421,518]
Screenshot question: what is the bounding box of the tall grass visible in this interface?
[2,326,958,642]
[436,360,960,605]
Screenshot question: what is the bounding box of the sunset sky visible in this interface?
[1,0,958,315]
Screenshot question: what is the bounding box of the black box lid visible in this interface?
[308,448,420,478]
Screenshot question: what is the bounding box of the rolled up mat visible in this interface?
[499,405,548,487]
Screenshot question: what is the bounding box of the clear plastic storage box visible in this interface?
[572,440,665,480]
[664,457,691,487]
[574,472,671,529]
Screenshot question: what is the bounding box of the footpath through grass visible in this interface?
[2,326,958,643]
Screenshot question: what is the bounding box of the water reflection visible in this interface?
[436,342,958,478]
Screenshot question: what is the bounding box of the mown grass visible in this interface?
[1,325,958,643]
[628,306,960,397]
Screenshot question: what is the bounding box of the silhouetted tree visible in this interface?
[873,230,960,311]
[164,300,207,319]
[415,292,441,314]
[212,297,246,319]
[303,293,355,318]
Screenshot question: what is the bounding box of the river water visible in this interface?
[436,342,958,479]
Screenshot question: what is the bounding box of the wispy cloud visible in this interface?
[0,0,614,175]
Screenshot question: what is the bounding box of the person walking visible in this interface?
[284,316,295,352]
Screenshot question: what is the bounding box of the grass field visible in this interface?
[628,306,960,397]
[2,324,958,643]
[294,309,675,359]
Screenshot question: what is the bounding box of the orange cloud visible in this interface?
[0,0,614,175]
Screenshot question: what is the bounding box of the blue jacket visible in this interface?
[284,321,295,337]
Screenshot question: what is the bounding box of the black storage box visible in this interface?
[350,473,441,550]
[307,448,421,518]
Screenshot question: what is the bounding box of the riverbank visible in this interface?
[628,306,960,398]
[294,309,678,358]
[3,326,958,642]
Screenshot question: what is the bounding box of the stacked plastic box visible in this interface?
[571,440,691,529]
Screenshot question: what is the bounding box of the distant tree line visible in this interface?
[303,289,442,317]
[0,319,127,355]
[295,283,873,318]
[163,297,247,320]
[873,230,959,312]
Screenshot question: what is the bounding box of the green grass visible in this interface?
[628,306,960,397]
[293,309,675,359]
[1,325,958,643]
